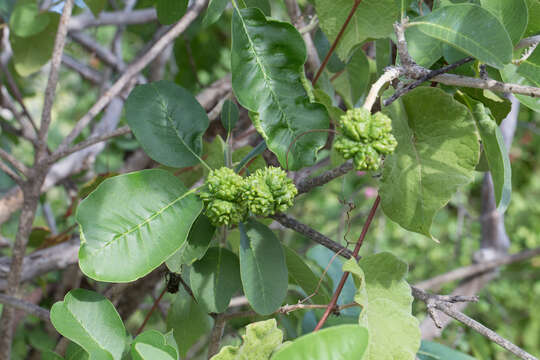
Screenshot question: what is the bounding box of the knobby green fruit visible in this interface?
[334,108,397,170]
[199,167,297,226]
[199,167,248,226]
[243,167,297,216]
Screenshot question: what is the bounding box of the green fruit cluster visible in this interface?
[199,166,297,226]
[334,108,397,171]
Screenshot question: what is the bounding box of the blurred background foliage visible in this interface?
[0,0,538,359]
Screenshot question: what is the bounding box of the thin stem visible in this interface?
[313,195,380,331]
[135,286,167,335]
[207,314,226,359]
[312,0,363,85]
[0,294,51,323]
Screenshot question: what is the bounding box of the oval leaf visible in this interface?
[418,340,476,360]
[332,46,370,108]
[239,219,288,315]
[380,87,480,240]
[10,12,59,76]
[231,8,329,170]
[131,330,178,360]
[272,325,369,360]
[76,169,202,282]
[125,81,209,168]
[166,213,215,272]
[408,4,512,69]
[203,0,229,26]
[50,289,127,360]
[190,247,242,313]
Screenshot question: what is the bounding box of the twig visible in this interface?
[271,213,354,259]
[48,126,131,163]
[0,161,22,186]
[314,195,380,331]
[299,15,318,34]
[296,160,354,195]
[69,32,123,71]
[415,246,540,290]
[207,314,226,359]
[61,54,104,84]
[412,287,538,360]
[312,0,363,85]
[223,302,359,320]
[0,294,51,323]
[362,66,403,111]
[383,57,474,106]
[68,8,158,31]
[0,148,29,176]
[135,287,167,335]
[55,0,209,155]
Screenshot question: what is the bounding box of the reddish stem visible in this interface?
[312,0,363,86]
[135,286,167,335]
[313,195,380,331]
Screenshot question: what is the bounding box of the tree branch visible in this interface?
[68,8,158,31]
[62,54,104,84]
[0,294,51,323]
[0,148,28,177]
[412,287,538,360]
[296,160,354,195]
[271,213,354,259]
[415,247,540,291]
[207,314,226,359]
[55,0,209,155]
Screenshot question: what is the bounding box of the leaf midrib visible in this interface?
[410,21,504,66]
[235,10,295,137]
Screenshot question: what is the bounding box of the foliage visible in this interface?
[0,0,539,359]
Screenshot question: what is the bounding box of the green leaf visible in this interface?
[333,47,370,108]
[418,340,476,360]
[467,99,511,213]
[524,0,540,37]
[380,87,479,239]
[0,0,16,22]
[376,39,393,76]
[239,219,288,315]
[480,0,528,45]
[166,213,215,272]
[125,81,209,168]
[76,169,202,282]
[408,4,513,69]
[65,343,89,360]
[500,63,540,112]
[166,290,213,358]
[517,47,540,86]
[131,330,178,360]
[234,141,267,173]
[211,319,283,360]
[190,247,242,313]
[83,0,107,17]
[221,99,239,133]
[203,0,229,27]
[155,0,188,25]
[10,12,59,77]
[404,27,442,68]
[313,29,346,73]
[231,8,329,170]
[315,0,399,60]
[345,252,421,360]
[50,289,128,360]
[9,1,50,37]
[283,245,331,304]
[271,324,369,360]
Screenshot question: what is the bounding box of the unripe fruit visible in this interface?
[243,167,297,216]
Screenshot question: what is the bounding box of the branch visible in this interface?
[0,160,22,186]
[412,287,538,360]
[362,66,403,111]
[62,54,104,84]
[37,0,74,162]
[0,148,28,176]
[48,126,131,163]
[207,314,226,359]
[271,213,354,259]
[68,8,158,31]
[55,0,209,155]
[415,247,540,291]
[0,294,51,323]
[223,302,359,320]
[296,160,354,195]
[69,31,122,71]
